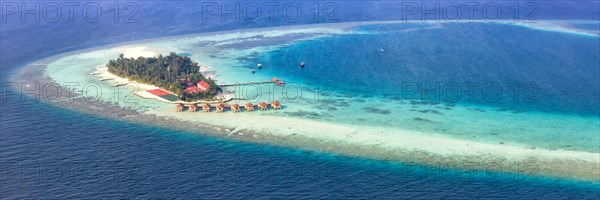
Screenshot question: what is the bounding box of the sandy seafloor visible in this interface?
[11,20,600,182]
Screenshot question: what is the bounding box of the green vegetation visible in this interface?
[107,52,220,101]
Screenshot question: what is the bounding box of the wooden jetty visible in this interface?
[218,81,273,87]
[218,77,286,87]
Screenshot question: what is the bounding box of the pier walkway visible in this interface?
[218,81,273,87]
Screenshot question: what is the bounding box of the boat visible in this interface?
[271,77,285,86]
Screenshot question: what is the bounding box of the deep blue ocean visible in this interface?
[1,1,599,199]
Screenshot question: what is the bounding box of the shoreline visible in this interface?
[9,20,600,182]
[93,57,232,105]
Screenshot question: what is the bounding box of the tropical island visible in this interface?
[106,52,220,101]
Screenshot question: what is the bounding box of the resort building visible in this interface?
[258,102,268,111]
[198,80,210,90]
[271,101,281,109]
[202,103,211,112]
[245,102,254,111]
[188,104,197,112]
[184,80,211,94]
[215,104,224,113]
[231,104,241,112]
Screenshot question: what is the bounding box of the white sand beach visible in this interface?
[94,64,159,91]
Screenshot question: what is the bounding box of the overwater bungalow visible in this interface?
[245,102,254,111]
[215,104,224,113]
[271,101,281,109]
[202,103,211,112]
[231,103,241,112]
[258,102,268,111]
[188,104,197,112]
[175,103,184,112]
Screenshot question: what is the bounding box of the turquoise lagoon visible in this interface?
[44,21,600,160]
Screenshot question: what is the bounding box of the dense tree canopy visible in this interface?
[107,52,220,101]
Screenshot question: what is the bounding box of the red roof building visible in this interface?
[198,80,210,90]
[184,80,211,94]
[184,86,203,94]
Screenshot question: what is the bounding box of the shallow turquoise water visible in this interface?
[261,23,600,116]
[206,22,600,152]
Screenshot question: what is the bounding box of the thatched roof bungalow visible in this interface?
[215,104,224,113]
[188,104,197,112]
[258,102,268,111]
[271,101,281,109]
[175,103,184,112]
[245,102,254,112]
[202,103,211,112]
[231,104,241,112]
